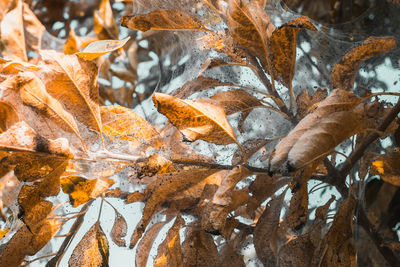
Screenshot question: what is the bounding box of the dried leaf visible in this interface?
[201,166,251,234]
[296,88,328,119]
[254,190,287,266]
[94,0,119,39]
[61,176,115,207]
[129,169,218,248]
[22,2,46,52]
[136,222,166,267]
[227,0,274,70]
[111,209,128,247]
[269,16,316,87]
[0,0,27,61]
[121,9,209,32]
[64,28,97,55]
[219,243,245,267]
[232,138,271,165]
[278,232,315,267]
[331,36,396,90]
[370,152,400,186]
[101,105,161,149]
[0,101,19,132]
[69,222,110,267]
[154,216,184,267]
[153,93,239,146]
[182,223,220,267]
[76,37,130,61]
[210,89,262,115]
[311,197,356,266]
[270,89,363,172]
[173,76,240,99]
[16,72,85,147]
[315,195,336,220]
[39,50,103,141]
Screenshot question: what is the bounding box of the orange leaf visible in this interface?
[121,9,209,32]
[76,37,130,61]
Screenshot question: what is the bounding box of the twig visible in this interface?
[45,200,93,267]
[170,159,269,173]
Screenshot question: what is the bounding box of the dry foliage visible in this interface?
[0,0,399,266]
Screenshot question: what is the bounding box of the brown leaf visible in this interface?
[210,89,262,115]
[182,223,220,267]
[198,57,255,75]
[315,195,336,220]
[331,36,397,90]
[201,166,251,234]
[136,222,166,267]
[121,9,209,32]
[101,105,162,150]
[0,101,19,132]
[39,50,103,142]
[278,232,315,267]
[60,176,115,207]
[69,222,110,267]
[76,37,130,61]
[219,243,245,267]
[94,0,119,40]
[296,88,328,119]
[111,209,128,247]
[232,138,271,165]
[269,16,316,87]
[0,121,73,157]
[0,0,27,61]
[227,0,274,70]
[129,169,218,248]
[270,89,363,172]
[153,93,239,146]
[254,190,287,266]
[154,216,184,267]
[16,72,85,147]
[22,2,45,53]
[370,152,400,186]
[311,197,356,266]
[64,28,97,55]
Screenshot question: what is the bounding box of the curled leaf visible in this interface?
[121,9,209,32]
[331,36,396,90]
[76,37,130,61]
[111,210,128,247]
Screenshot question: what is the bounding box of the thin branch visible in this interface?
[45,200,93,267]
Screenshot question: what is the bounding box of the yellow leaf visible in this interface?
[0,228,9,239]
[76,37,130,61]
[371,153,400,186]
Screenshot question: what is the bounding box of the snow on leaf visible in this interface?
[121,9,210,32]
[331,36,396,91]
[76,37,130,61]
[111,209,128,247]
[69,222,110,267]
